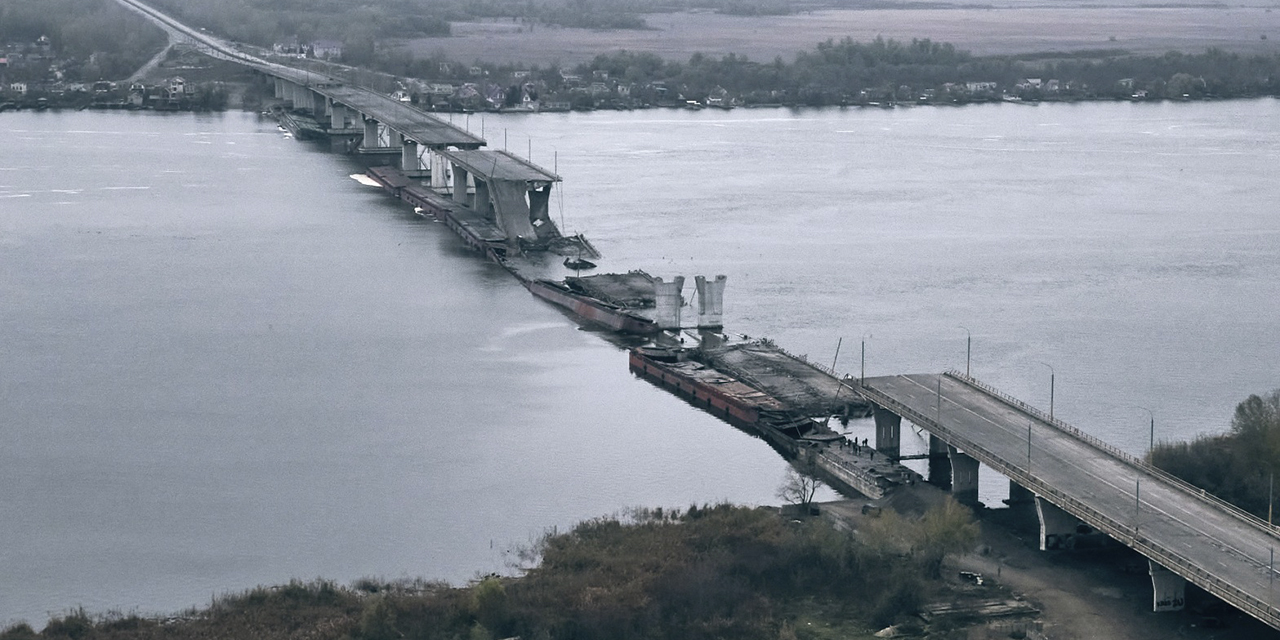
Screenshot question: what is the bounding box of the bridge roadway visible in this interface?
[858,372,1280,630]
[114,0,485,148]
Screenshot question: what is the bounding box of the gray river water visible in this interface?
[2,100,1278,625]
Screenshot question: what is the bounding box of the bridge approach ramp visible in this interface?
[857,372,1280,630]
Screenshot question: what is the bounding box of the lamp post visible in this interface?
[959,325,971,377]
[860,333,871,384]
[1027,421,1032,472]
[1136,406,1154,457]
[1037,361,1055,421]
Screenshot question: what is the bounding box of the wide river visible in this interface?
[2,99,1278,625]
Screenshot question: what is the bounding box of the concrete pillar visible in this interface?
[1035,496,1079,550]
[653,276,685,330]
[330,103,346,130]
[927,434,951,488]
[694,275,726,329]
[284,82,296,107]
[401,136,419,172]
[273,78,283,99]
[430,149,449,189]
[452,165,469,203]
[473,179,492,217]
[363,117,379,148]
[1149,561,1186,612]
[949,446,980,506]
[873,407,901,459]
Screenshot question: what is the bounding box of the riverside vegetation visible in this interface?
[1151,389,1280,521]
[1,501,979,640]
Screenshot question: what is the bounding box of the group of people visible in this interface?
[838,437,875,460]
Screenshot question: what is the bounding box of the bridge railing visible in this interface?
[856,380,1280,629]
[943,370,1280,541]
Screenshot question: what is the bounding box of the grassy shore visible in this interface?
[1,501,979,640]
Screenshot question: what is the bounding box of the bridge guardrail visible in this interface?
[856,380,1280,629]
[943,370,1280,541]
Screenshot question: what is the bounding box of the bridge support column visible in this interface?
[473,178,492,217]
[1149,561,1186,612]
[452,165,470,203]
[429,147,449,190]
[927,434,950,488]
[401,136,419,172]
[694,275,726,330]
[273,78,283,99]
[330,103,347,130]
[653,276,686,330]
[363,117,379,148]
[1035,496,1080,550]
[949,446,980,506]
[873,407,901,460]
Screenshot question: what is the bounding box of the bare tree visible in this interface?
[777,464,823,510]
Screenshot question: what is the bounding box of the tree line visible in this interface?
[1151,390,1280,521]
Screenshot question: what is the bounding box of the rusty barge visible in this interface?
[628,341,911,500]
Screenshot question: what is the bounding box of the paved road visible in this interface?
[859,373,1280,630]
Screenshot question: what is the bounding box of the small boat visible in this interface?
[564,257,597,270]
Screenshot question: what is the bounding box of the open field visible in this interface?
[409,6,1280,65]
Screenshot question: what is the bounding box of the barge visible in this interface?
[629,344,913,500]
[628,346,808,452]
[528,279,658,334]
[366,166,509,261]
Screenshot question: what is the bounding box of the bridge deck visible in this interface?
[441,149,561,183]
[859,373,1280,629]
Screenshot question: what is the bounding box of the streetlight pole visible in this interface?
[1135,406,1154,458]
[959,325,971,377]
[860,333,871,384]
[1037,361,1055,421]
[1027,421,1032,472]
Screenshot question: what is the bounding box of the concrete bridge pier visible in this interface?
[949,446,980,506]
[873,407,901,459]
[1149,561,1187,611]
[401,135,419,172]
[1035,496,1082,550]
[927,434,951,488]
[473,178,492,217]
[429,148,450,190]
[273,78,283,99]
[452,165,470,204]
[694,275,727,330]
[653,276,685,330]
[330,102,347,130]
[363,117,379,148]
